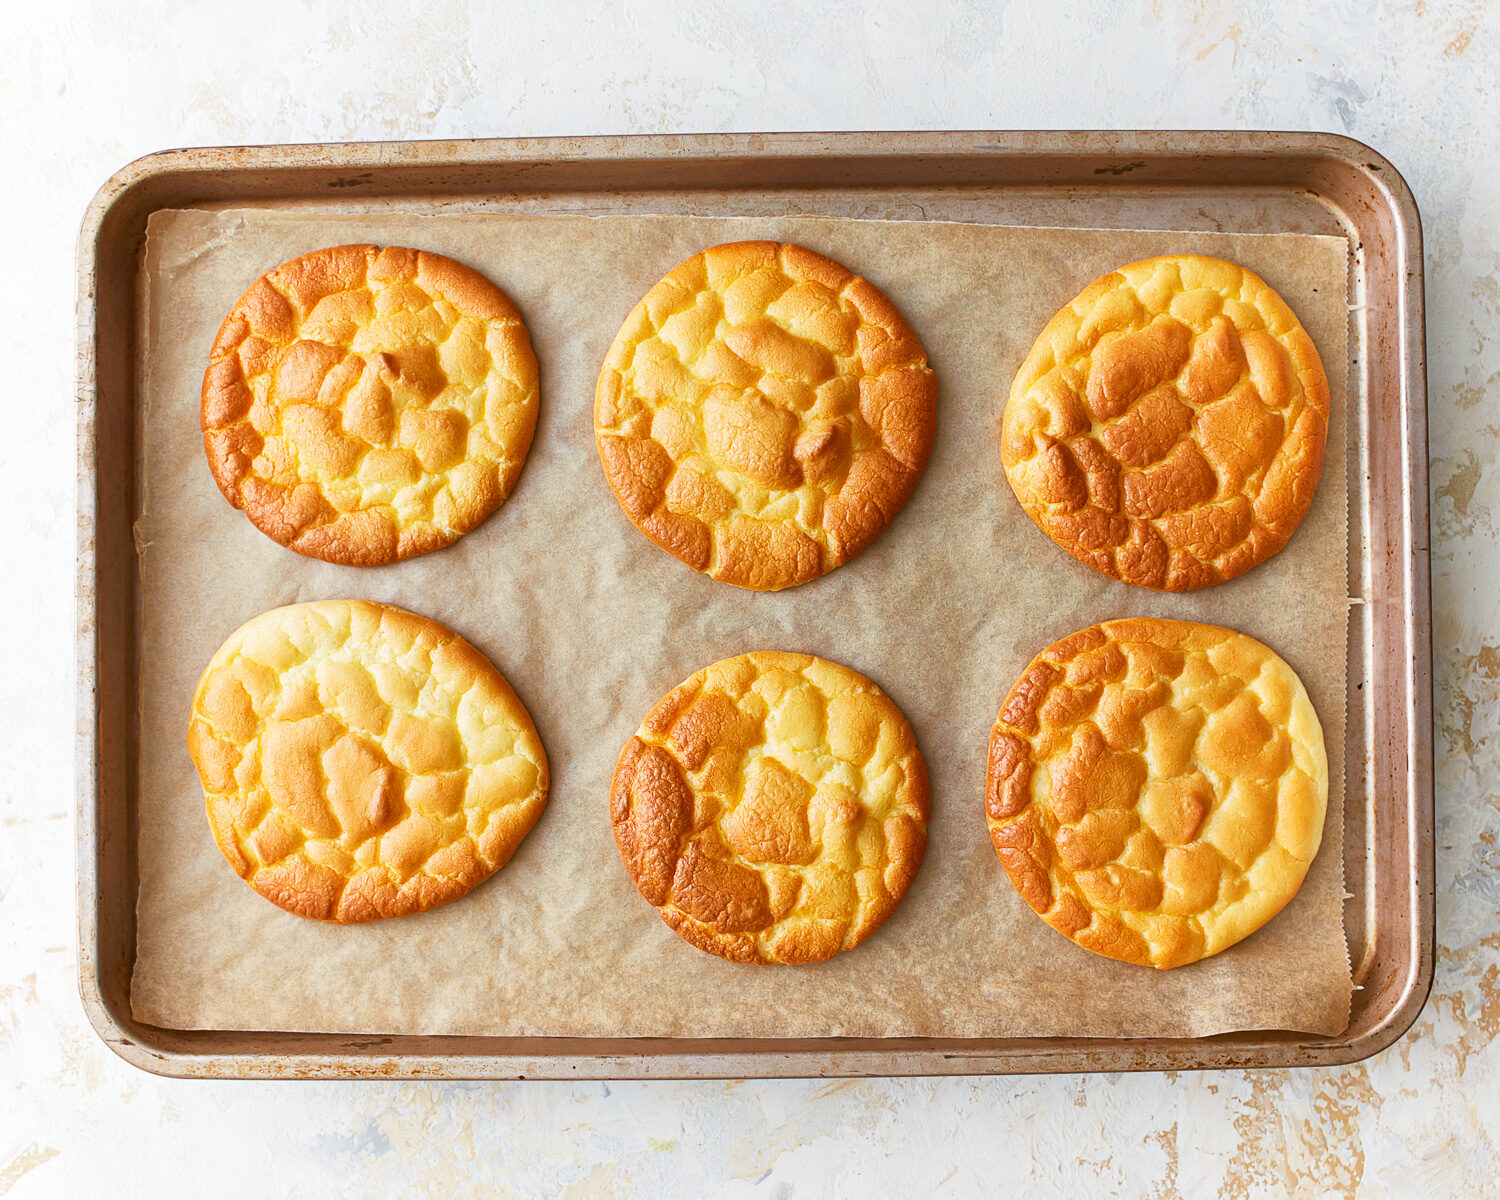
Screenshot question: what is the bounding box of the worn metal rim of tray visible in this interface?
[75,131,1434,1080]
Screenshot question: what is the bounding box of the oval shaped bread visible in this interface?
[202,244,540,566]
[188,600,548,923]
[986,618,1327,968]
[595,241,938,591]
[611,651,929,963]
[1001,254,1330,590]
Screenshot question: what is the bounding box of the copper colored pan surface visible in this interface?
[76,132,1431,1078]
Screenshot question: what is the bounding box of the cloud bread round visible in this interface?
[1001,254,1330,591]
[610,651,929,963]
[202,245,540,566]
[595,241,938,591]
[188,600,548,923]
[986,618,1327,969]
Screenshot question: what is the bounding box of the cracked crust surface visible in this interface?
[1001,254,1330,591]
[986,618,1327,969]
[188,600,548,923]
[202,245,539,566]
[595,241,938,591]
[611,652,929,964]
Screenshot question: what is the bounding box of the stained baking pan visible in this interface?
[75,131,1432,1078]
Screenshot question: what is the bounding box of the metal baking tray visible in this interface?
[76,131,1432,1079]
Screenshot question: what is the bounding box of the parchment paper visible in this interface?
[131,209,1351,1038]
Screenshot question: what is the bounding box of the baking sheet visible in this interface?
[130,209,1351,1038]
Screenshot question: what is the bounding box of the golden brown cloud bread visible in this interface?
[202,245,539,566]
[188,600,548,923]
[595,241,938,591]
[1001,254,1330,590]
[611,651,929,963]
[986,618,1327,969]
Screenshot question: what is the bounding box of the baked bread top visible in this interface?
[202,245,539,566]
[610,651,929,963]
[595,241,938,590]
[1001,254,1330,590]
[986,618,1327,968]
[188,600,548,923]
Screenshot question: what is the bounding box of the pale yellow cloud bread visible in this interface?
[986,618,1327,969]
[611,651,929,964]
[595,241,938,591]
[202,244,539,566]
[188,600,548,923]
[1002,254,1330,591]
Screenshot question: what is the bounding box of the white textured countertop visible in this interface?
[3,2,1496,1194]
